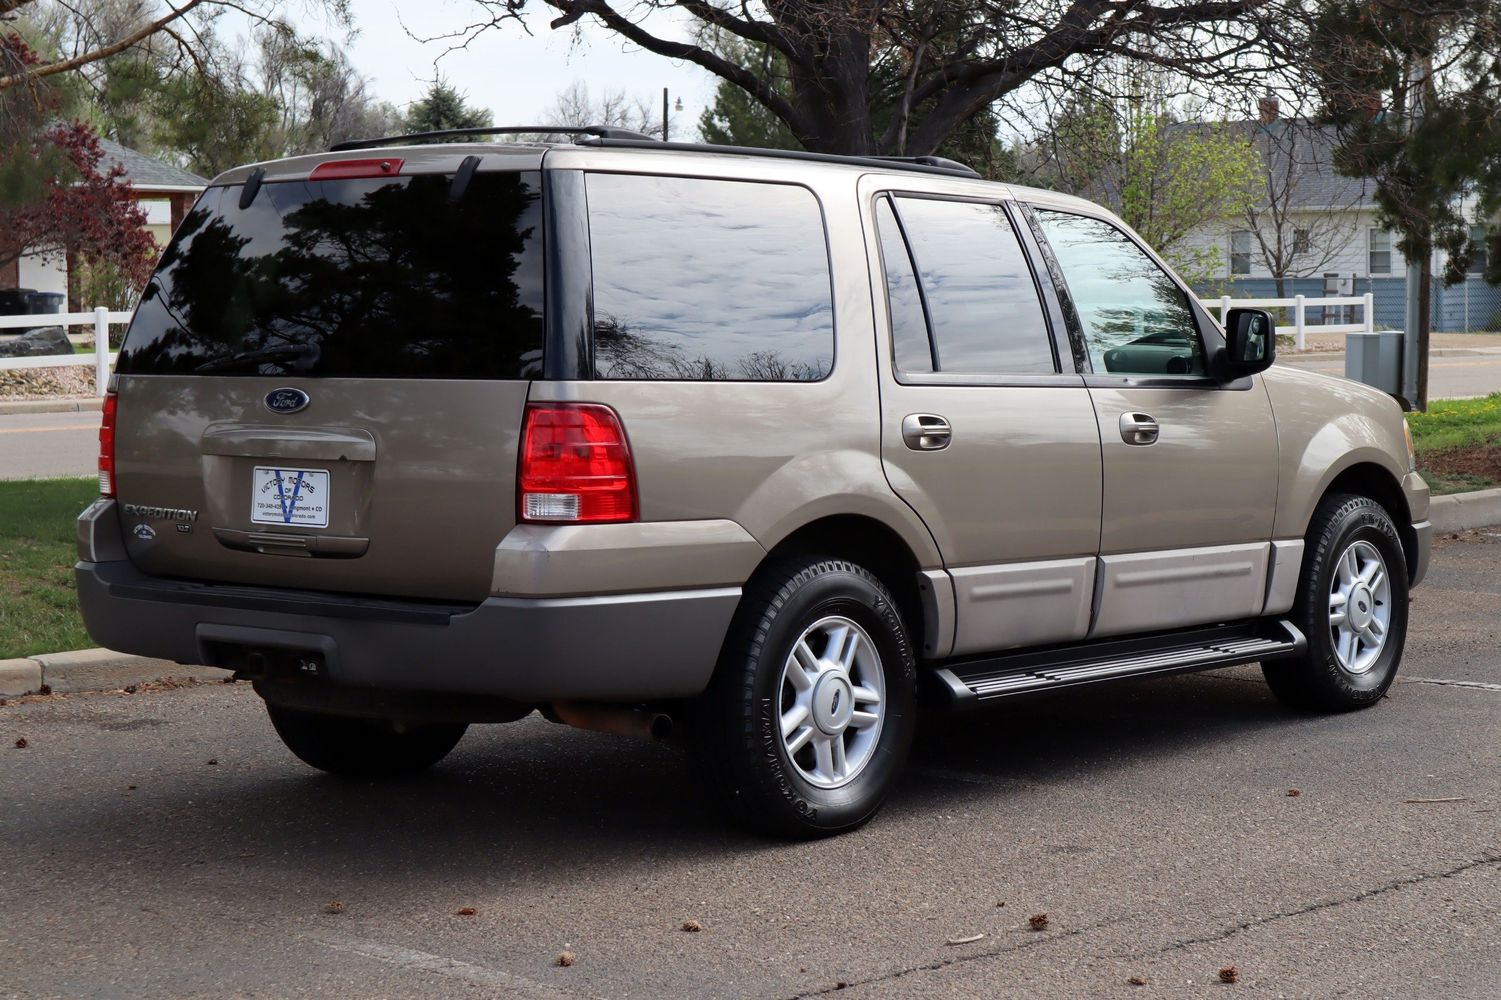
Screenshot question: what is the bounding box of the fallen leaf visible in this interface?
[945,933,986,946]
[1286,789,1301,797]
[1028,913,1049,931]
[1219,965,1239,984]
[1128,976,1148,986]
[556,951,576,967]
[455,907,478,916]
[13,738,27,749]
[324,901,345,915]
[681,920,702,933]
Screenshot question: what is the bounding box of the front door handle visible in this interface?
[902,413,952,451]
[1119,412,1160,446]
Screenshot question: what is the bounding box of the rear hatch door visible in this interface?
[111,152,545,602]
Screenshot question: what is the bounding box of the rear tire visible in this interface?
[1262,493,1409,712]
[267,704,467,776]
[692,556,917,838]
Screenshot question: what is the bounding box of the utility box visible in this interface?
[1345,331,1404,397]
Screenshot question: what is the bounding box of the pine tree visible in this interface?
[404,79,492,138]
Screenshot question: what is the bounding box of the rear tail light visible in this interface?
[518,403,638,523]
[98,391,117,497]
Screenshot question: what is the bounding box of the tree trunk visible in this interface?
[786,31,874,155]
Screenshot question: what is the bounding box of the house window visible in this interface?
[1293,228,1310,255]
[1469,225,1489,275]
[1369,229,1392,275]
[1230,230,1252,275]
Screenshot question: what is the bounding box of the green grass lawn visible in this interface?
[0,477,97,659]
[1407,394,1501,494]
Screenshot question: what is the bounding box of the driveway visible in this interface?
[1,535,1498,999]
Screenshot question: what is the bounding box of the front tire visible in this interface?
[267,704,467,776]
[1263,493,1410,712]
[693,556,917,838]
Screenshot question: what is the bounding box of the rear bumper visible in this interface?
[75,557,739,702]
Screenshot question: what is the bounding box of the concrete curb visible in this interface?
[0,648,228,698]
[0,397,103,415]
[1429,488,1501,534]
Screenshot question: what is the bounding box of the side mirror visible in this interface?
[1219,307,1276,380]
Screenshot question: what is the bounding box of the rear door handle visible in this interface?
[1119,412,1159,446]
[902,414,952,451]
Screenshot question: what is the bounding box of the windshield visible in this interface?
[116,170,545,379]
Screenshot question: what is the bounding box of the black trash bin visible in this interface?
[25,291,65,314]
[0,288,37,315]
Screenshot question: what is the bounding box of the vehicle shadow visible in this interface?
[17,667,1339,890]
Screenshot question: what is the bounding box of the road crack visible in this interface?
[1145,853,1501,956]
[776,916,1127,999]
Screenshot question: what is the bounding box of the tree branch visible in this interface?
[0,0,206,90]
[905,0,1273,154]
[543,0,809,137]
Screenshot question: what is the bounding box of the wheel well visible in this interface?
[1323,463,1417,578]
[755,515,926,651]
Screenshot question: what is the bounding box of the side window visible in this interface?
[586,173,834,381]
[874,197,935,372]
[892,197,1055,374]
[1036,210,1207,377]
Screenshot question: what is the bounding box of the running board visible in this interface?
[931,619,1306,708]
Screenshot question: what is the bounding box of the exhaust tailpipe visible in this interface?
[550,702,674,742]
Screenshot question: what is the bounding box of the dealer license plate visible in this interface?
[250,467,330,528]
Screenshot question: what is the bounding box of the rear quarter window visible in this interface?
[586,173,834,382]
[116,170,545,379]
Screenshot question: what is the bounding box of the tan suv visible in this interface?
[76,128,1431,837]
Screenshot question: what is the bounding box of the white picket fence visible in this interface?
[1200,294,1375,351]
[0,308,133,396]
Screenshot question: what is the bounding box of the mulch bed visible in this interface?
[1419,443,1501,491]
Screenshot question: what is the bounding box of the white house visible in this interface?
[1181,102,1500,333]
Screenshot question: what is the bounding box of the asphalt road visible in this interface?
[1281,352,1501,400]
[0,410,98,480]
[2,535,1498,999]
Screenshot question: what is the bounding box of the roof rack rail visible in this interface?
[328,126,983,179]
[329,125,659,152]
[574,136,981,179]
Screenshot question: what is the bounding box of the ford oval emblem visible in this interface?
[265,387,310,414]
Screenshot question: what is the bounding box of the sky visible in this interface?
[331,0,715,136]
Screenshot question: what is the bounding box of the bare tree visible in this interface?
[544,81,660,136]
[431,0,1305,156]
[1240,113,1367,298]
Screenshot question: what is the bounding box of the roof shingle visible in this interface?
[96,137,208,190]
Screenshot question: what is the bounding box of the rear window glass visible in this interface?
[586,173,834,381]
[116,171,544,379]
[892,197,1055,374]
